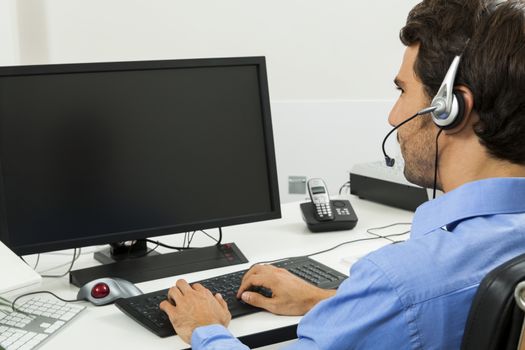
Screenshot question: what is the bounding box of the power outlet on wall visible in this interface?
[288,176,307,194]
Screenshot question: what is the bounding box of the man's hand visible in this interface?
[159,279,231,344]
[237,264,336,316]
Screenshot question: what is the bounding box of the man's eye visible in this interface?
[396,86,404,94]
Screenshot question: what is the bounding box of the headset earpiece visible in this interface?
[435,91,466,130]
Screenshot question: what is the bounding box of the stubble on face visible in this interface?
[400,116,441,189]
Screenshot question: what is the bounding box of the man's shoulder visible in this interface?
[363,237,439,291]
[358,235,466,308]
[362,215,525,306]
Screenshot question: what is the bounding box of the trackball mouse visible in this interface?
[77,277,143,306]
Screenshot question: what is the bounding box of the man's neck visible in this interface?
[440,151,525,193]
[435,115,525,193]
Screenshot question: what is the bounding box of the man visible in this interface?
[160,0,525,348]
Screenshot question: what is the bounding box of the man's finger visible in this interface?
[241,291,274,312]
[237,273,274,298]
[238,269,256,298]
[238,265,260,289]
[241,264,269,280]
[176,279,193,295]
[215,293,228,310]
[192,283,206,291]
[159,300,177,315]
[167,285,183,304]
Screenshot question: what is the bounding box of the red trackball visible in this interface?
[91,283,110,299]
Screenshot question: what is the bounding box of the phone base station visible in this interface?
[300,200,358,233]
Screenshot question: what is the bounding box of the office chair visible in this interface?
[461,253,525,350]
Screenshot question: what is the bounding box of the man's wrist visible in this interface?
[305,288,336,312]
[318,288,337,301]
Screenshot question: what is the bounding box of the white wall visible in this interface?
[0,1,19,65]
[272,100,400,202]
[1,0,420,202]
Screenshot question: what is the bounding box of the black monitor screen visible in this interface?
[0,57,280,255]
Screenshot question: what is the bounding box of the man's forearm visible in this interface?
[304,289,336,313]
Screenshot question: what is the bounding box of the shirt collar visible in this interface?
[411,177,525,238]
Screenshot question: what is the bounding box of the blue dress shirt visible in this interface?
[191,178,525,349]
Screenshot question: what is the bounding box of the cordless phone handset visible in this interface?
[307,178,334,221]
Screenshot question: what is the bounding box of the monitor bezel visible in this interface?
[0,56,281,255]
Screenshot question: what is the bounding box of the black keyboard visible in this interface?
[115,256,347,337]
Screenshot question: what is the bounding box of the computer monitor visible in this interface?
[0,57,281,283]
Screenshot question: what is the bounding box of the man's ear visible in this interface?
[445,85,475,135]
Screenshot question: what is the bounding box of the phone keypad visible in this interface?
[316,202,333,219]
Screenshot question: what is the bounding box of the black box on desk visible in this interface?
[350,162,430,212]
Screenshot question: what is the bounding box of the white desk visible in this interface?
[11,195,413,349]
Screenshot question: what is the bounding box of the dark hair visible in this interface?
[400,0,525,164]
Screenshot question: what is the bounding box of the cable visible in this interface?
[31,228,223,277]
[306,236,391,258]
[252,223,412,267]
[41,248,81,278]
[251,236,379,267]
[382,111,420,166]
[187,231,196,248]
[338,181,351,195]
[200,228,222,245]
[146,227,223,251]
[217,227,223,245]
[44,248,97,256]
[37,257,79,274]
[183,232,188,249]
[0,298,12,316]
[10,291,81,313]
[33,248,98,272]
[33,254,40,270]
[130,242,160,259]
[1,296,30,317]
[433,129,444,199]
[369,234,396,243]
[0,296,12,309]
[199,230,215,243]
[307,223,411,257]
[34,248,94,274]
[366,222,412,243]
[185,232,190,248]
[382,106,438,167]
[144,239,193,251]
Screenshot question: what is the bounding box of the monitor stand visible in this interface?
[69,241,249,287]
[93,240,160,264]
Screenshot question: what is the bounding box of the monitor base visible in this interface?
[70,242,248,287]
[93,240,161,264]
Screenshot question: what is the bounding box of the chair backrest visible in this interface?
[461,253,525,350]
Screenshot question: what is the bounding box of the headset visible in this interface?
[382,55,466,167]
[430,55,466,130]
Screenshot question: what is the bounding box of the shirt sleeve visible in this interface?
[282,257,416,350]
[192,324,250,350]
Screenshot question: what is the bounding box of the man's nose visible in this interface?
[388,109,397,127]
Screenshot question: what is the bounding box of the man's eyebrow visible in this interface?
[394,77,406,88]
